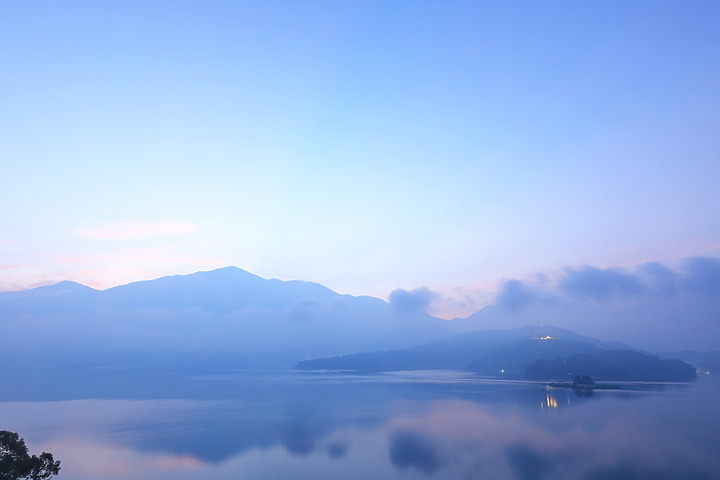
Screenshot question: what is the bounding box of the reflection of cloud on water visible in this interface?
[282,423,317,456]
[389,430,442,474]
[35,430,385,480]
[9,396,720,480]
[584,459,718,480]
[39,438,203,480]
[506,444,556,480]
[2,374,718,480]
[384,399,720,479]
[326,442,348,459]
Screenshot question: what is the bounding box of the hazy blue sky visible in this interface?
[2,1,719,317]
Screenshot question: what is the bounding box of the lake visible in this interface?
[1,367,718,480]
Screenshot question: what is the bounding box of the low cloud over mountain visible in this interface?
[0,267,449,368]
[1,258,717,368]
[451,256,720,351]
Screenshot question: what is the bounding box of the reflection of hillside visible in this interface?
[382,390,720,480]
[0,368,694,466]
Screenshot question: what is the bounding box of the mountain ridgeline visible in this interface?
[0,267,702,379]
[0,267,449,367]
[296,325,697,382]
[524,350,697,382]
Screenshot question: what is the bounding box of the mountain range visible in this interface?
[1,266,716,369]
[0,267,448,367]
[296,325,697,382]
[295,325,615,371]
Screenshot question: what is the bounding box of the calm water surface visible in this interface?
[0,368,718,480]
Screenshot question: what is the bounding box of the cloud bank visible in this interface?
[457,256,720,350]
[495,256,720,309]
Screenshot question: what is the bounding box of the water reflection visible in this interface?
[506,444,555,480]
[543,392,559,409]
[0,368,717,480]
[389,430,442,474]
[325,442,347,459]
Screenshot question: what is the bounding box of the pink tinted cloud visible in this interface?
[77,220,203,241]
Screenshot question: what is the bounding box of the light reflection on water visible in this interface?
[0,368,718,480]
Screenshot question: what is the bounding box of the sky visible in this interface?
[2,1,719,318]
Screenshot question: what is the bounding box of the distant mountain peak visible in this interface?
[206,265,252,273]
[191,265,260,278]
[38,280,95,291]
[0,280,97,299]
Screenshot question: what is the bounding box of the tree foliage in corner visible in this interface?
[0,431,60,480]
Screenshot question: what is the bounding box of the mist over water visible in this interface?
[1,368,717,480]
